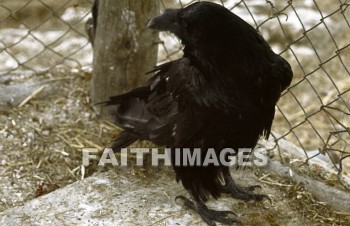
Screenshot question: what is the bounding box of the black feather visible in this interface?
[111,131,138,152]
[104,2,293,224]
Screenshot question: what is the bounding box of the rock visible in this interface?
[0,167,318,225]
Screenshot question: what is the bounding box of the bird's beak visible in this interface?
[147,9,180,33]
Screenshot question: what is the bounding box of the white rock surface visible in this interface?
[0,167,321,226]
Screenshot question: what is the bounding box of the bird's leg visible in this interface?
[221,168,270,202]
[175,195,241,226]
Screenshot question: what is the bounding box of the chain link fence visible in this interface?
[0,0,92,76]
[1,0,349,187]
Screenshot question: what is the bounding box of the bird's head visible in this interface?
[147,2,241,47]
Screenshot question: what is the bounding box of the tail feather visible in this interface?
[104,63,177,148]
[96,86,150,106]
[112,131,138,152]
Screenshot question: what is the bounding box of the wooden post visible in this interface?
[91,0,159,118]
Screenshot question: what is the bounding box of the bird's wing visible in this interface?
[259,52,293,139]
[105,58,213,149]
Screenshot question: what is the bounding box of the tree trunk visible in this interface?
[91,0,159,118]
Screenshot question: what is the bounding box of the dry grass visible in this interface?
[0,69,114,208]
[257,172,350,225]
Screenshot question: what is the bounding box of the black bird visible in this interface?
[103,2,293,225]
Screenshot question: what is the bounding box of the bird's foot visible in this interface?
[175,195,241,226]
[221,180,270,202]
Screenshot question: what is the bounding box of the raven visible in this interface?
[104,2,293,225]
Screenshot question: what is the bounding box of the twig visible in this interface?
[333,211,350,216]
[7,161,33,167]
[18,85,46,108]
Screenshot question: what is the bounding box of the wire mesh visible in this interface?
[0,0,92,76]
[0,0,349,186]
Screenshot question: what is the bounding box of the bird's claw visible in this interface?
[242,185,262,192]
[221,182,270,203]
[175,195,241,226]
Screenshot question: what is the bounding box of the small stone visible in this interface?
[42,130,50,136]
